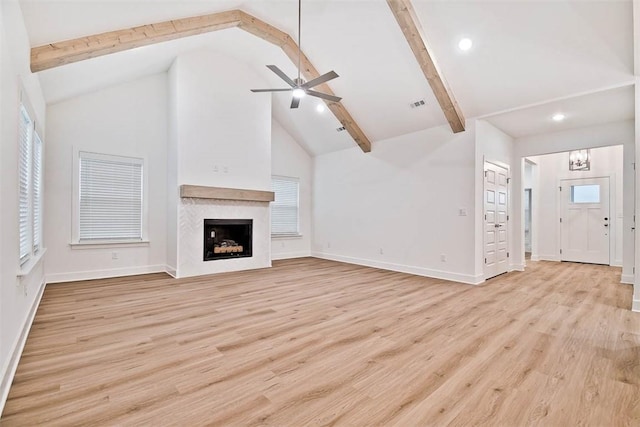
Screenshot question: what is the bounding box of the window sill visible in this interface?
[271,234,303,239]
[17,248,47,277]
[70,240,150,250]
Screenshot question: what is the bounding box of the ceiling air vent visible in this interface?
[336,126,346,132]
[410,99,426,108]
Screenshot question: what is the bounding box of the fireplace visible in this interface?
[203,219,253,261]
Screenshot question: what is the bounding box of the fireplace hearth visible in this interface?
[203,219,253,261]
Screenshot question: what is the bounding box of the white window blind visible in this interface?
[79,152,143,241]
[271,177,299,235]
[18,106,32,263]
[32,132,43,253]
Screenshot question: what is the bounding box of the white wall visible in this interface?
[475,120,516,278]
[44,74,169,283]
[512,120,634,281]
[313,122,479,284]
[166,63,179,276]
[174,50,271,191]
[527,146,624,265]
[271,119,312,260]
[0,0,47,411]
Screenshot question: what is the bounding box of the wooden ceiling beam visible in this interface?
[386,0,465,133]
[30,10,243,73]
[30,10,372,152]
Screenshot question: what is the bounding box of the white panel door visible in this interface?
[484,162,509,279]
[560,177,610,265]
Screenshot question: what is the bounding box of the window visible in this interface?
[78,152,143,242]
[18,104,44,266]
[271,176,299,236]
[571,184,600,204]
[18,106,32,263]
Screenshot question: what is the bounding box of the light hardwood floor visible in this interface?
[2,258,639,425]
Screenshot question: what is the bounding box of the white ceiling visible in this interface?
[484,84,635,139]
[19,0,635,155]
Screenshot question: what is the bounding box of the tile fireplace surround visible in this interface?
[176,185,275,278]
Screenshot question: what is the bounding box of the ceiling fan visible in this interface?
[250,0,342,109]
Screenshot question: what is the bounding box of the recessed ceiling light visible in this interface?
[552,113,566,122]
[316,104,325,113]
[292,88,305,99]
[458,38,473,51]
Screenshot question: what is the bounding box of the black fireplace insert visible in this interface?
[203,219,253,261]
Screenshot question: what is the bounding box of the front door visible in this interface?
[484,162,509,279]
[560,177,610,265]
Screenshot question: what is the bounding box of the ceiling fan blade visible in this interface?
[267,65,296,87]
[291,96,301,109]
[250,88,293,93]
[306,90,342,103]
[301,71,339,89]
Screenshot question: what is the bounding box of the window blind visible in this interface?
[32,132,43,253]
[271,177,299,235]
[18,106,32,263]
[79,152,143,241]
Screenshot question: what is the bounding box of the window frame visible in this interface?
[17,99,46,275]
[270,175,301,238]
[71,149,149,247]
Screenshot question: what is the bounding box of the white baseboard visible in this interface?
[621,274,634,285]
[165,265,177,278]
[311,252,483,285]
[633,298,640,312]
[271,251,311,261]
[538,254,561,262]
[510,263,525,272]
[46,264,167,284]
[611,260,623,267]
[530,254,540,261]
[0,279,46,415]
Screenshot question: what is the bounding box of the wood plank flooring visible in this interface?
[2,258,639,425]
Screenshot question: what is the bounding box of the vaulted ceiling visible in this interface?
[19,0,635,155]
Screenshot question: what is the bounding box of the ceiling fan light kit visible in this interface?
[250,0,341,109]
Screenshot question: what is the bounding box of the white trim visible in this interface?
[633,298,640,312]
[16,248,46,277]
[311,252,484,285]
[165,266,177,278]
[620,274,634,284]
[70,240,150,249]
[538,254,562,262]
[46,264,166,284]
[271,234,303,239]
[509,263,525,271]
[0,278,46,414]
[272,251,311,261]
[611,260,623,268]
[530,254,541,261]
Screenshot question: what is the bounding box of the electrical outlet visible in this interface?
[223,166,229,173]
[440,254,447,262]
[379,248,384,255]
[112,252,119,260]
[459,208,467,216]
[213,165,219,172]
